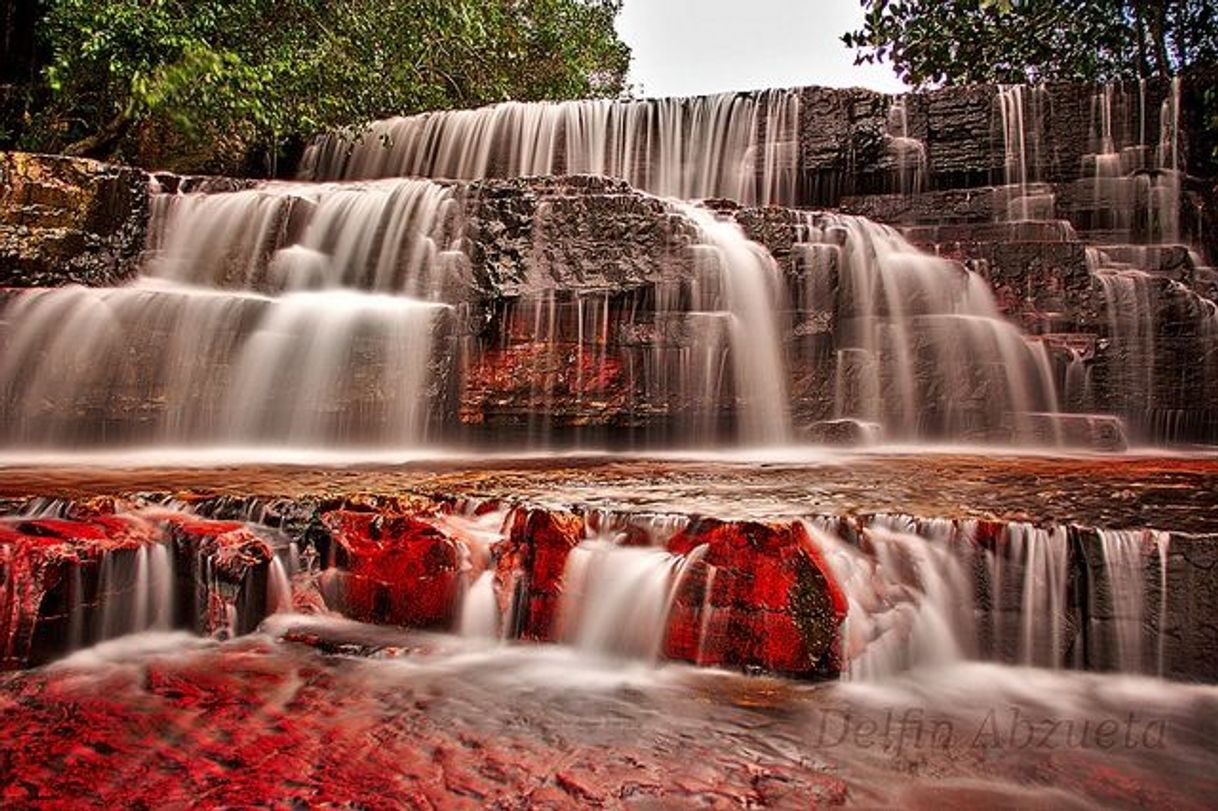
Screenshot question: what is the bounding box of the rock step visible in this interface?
[4,494,1218,681]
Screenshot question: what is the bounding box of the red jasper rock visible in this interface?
[664,518,847,677]
[0,512,163,669]
[459,341,630,426]
[319,509,463,629]
[493,508,585,640]
[163,514,276,636]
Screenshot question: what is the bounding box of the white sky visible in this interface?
[616,0,909,97]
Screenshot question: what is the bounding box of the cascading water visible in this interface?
[803,514,1172,680]
[995,84,1054,220]
[459,571,498,639]
[1,179,457,448]
[804,516,976,680]
[299,90,801,206]
[96,542,176,640]
[1093,529,1171,675]
[268,555,293,615]
[803,213,1060,440]
[675,204,793,443]
[559,540,695,661]
[1007,523,1071,667]
[885,97,927,197]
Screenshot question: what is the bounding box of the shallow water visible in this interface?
[4,616,1215,808]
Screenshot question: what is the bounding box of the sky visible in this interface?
[615,0,909,97]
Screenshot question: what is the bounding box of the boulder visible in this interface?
[318,509,463,629]
[493,508,585,641]
[664,519,847,676]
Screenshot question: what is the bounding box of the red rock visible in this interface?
[162,513,276,636]
[320,509,463,629]
[459,341,630,426]
[664,518,847,677]
[0,513,171,669]
[493,508,585,640]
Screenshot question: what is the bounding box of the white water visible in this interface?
[95,542,176,642]
[2,179,457,449]
[268,555,293,614]
[459,571,499,640]
[885,97,927,197]
[677,204,792,443]
[1097,529,1172,674]
[805,516,976,680]
[995,85,1055,220]
[147,179,463,295]
[559,540,697,661]
[808,213,1059,440]
[1010,523,1071,667]
[299,91,801,206]
[804,515,1175,680]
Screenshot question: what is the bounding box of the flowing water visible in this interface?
[4,619,1215,807]
[299,90,801,205]
[2,78,1216,803]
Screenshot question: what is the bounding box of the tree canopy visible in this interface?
[843,0,1218,87]
[4,0,630,173]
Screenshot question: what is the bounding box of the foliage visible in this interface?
[842,0,1218,87]
[19,0,630,171]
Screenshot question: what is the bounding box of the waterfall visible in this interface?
[268,555,293,615]
[804,516,975,680]
[459,571,499,639]
[995,85,1053,220]
[1094,529,1172,674]
[811,214,1059,440]
[676,204,792,443]
[559,540,697,661]
[1,179,456,449]
[93,542,177,644]
[1009,524,1071,667]
[147,179,463,294]
[299,90,801,206]
[805,516,1173,679]
[885,97,927,197]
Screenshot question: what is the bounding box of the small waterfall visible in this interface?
[1098,530,1148,672]
[805,517,975,680]
[559,540,696,661]
[299,90,802,206]
[459,571,499,639]
[1152,77,1181,244]
[1155,532,1170,676]
[805,516,1172,680]
[1095,265,1158,430]
[676,204,792,443]
[1010,524,1070,667]
[267,555,293,614]
[1,179,458,449]
[995,85,1053,220]
[886,97,927,196]
[147,179,463,295]
[1095,529,1172,674]
[813,214,1060,441]
[93,542,176,644]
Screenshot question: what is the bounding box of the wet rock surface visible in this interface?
[0,152,149,286]
[0,622,1215,809]
[1,454,1217,678]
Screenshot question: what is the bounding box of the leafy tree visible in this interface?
[842,0,1218,87]
[14,0,630,172]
